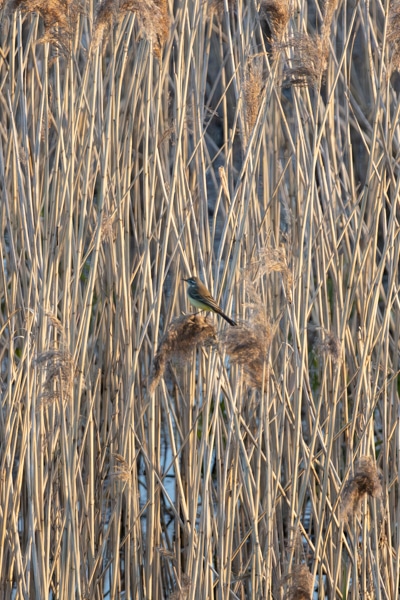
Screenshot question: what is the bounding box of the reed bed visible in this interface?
[0,0,399,597]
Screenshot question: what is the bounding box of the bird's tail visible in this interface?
[219,311,237,326]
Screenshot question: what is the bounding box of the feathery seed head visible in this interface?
[340,456,382,522]
[283,564,314,600]
[260,0,290,42]
[149,315,217,393]
[388,1,400,72]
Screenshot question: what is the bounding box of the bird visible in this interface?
[183,276,237,326]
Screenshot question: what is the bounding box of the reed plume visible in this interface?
[92,0,169,57]
[260,0,290,42]
[388,0,400,72]
[149,315,217,393]
[243,57,265,141]
[6,0,82,54]
[340,456,382,522]
[34,348,75,406]
[317,329,342,365]
[283,564,313,600]
[222,287,273,390]
[278,33,328,88]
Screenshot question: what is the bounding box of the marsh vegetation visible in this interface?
[0,0,399,597]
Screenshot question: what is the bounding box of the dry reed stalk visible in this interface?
[1,0,400,596]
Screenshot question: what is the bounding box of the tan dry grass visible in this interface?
[0,0,399,597]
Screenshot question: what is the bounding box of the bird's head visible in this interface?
[183,276,198,286]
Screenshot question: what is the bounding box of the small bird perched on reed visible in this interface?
[183,276,237,326]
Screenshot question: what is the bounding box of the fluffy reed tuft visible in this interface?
[149,315,217,393]
[169,574,192,599]
[222,248,290,389]
[278,33,328,88]
[251,246,293,303]
[317,329,342,365]
[34,348,75,406]
[283,564,314,600]
[208,0,235,18]
[276,0,338,87]
[111,453,132,484]
[388,0,400,72]
[222,302,272,390]
[260,0,290,42]
[91,0,117,51]
[243,57,265,140]
[321,0,339,42]
[92,0,169,57]
[6,0,82,54]
[340,456,382,522]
